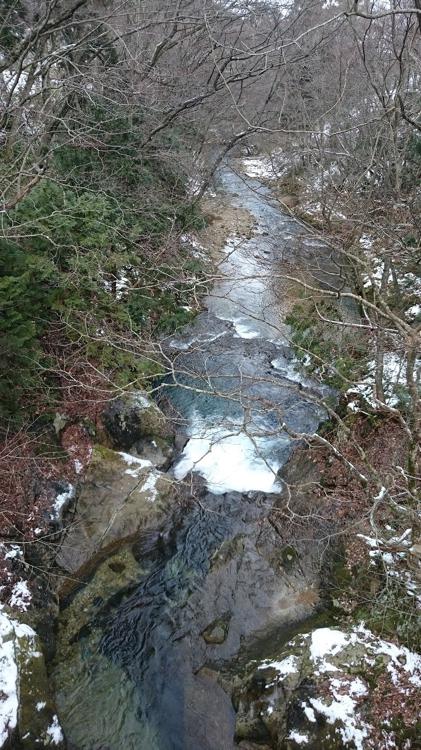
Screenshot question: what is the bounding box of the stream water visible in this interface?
[53,164,336,750]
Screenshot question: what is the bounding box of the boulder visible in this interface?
[102,391,174,450]
[0,608,64,749]
[132,436,174,469]
[233,623,421,749]
[55,446,175,575]
[202,615,231,645]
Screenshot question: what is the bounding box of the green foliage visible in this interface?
[0,105,205,417]
[286,298,366,390]
[0,237,57,414]
[357,576,420,651]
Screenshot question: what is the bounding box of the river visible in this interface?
[53,163,335,750]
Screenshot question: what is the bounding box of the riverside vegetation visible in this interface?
[0,2,420,749]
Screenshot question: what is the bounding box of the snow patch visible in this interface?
[118,452,152,476]
[258,654,298,677]
[46,714,64,745]
[138,471,160,502]
[347,351,411,408]
[301,702,316,722]
[358,529,420,605]
[74,459,83,474]
[287,730,309,744]
[310,628,349,662]
[3,546,22,560]
[309,686,370,750]
[50,484,75,521]
[181,233,208,260]
[0,612,18,746]
[0,610,39,747]
[242,157,275,179]
[405,304,421,320]
[9,581,31,612]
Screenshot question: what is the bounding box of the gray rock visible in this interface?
[202,615,231,644]
[133,436,174,469]
[0,609,65,749]
[102,391,174,450]
[55,446,175,575]
[234,623,421,749]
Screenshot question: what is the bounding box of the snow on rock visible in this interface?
[118,451,152,477]
[9,580,31,612]
[118,452,161,502]
[309,627,349,661]
[50,483,75,522]
[308,679,370,750]
[234,623,421,749]
[0,610,19,746]
[139,470,160,502]
[46,715,64,745]
[258,654,299,678]
[287,729,309,745]
[0,607,64,748]
[118,453,161,501]
[305,623,421,687]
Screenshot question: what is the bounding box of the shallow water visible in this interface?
[164,166,330,494]
[53,164,334,750]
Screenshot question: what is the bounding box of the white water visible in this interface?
[173,411,286,494]
[171,165,327,494]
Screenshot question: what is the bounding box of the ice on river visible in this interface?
[173,412,285,494]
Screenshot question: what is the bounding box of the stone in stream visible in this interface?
[55,446,176,576]
[202,614,231,645]
[102,391,174,450]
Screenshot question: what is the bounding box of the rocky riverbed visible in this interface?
[1,161,419,750]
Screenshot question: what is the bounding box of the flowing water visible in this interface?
[53,164,337,750]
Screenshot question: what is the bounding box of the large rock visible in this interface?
[102,391,174,450]
[55,446,175,575]
[0,608,64,749]
[234,623,421,749]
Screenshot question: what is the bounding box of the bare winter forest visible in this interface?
[0,2,420,749]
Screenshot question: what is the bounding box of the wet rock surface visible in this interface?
[102,391,174,449]
[55,446,175,576]
[52,479,323,750]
